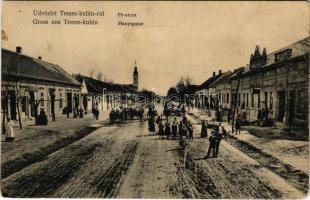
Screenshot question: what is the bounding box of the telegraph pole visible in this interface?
[16,82,22,129]
[232,69,241,133]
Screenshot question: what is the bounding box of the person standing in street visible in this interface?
[214,130,223,157]
[205,130,217,158]
[165,120,171,139]
[221,126,228,140]
[94,106,99,120]
[171,119,178,138]
[178,121,183,139]
[201,119,208,138]
[187,121,194,141]
[218,123,223,134]
[156,115,161,125]
[158,120,165,139]
[227,108,232,124]
[148,116,156,135]
[235,115,242,134]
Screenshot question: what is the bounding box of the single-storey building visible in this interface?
[1,47,82,125]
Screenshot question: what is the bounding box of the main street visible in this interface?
[1,109,306,198]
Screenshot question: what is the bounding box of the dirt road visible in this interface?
[1,113,306,198]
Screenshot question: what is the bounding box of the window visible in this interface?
[251,93,254,108]
[264,92,268,108]
[297,90,305,113]
[243,93,245,105]
[269,92,273,110]
[231,93,235,105]
[238,93,241,106]
[59,91,63,108]
[246,93,249,108]
[227,93,229,104]
[275,49,292,62]
[22,96,27,112]
[258,92,261,108]
[40,92,44,107]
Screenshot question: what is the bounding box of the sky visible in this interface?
[2,1,309,95]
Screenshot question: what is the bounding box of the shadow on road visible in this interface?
[166,147,184,152]
[136,134,154,137]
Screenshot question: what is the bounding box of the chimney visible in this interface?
[16,46,22,54]
[213,71,216,77]
[38,56,42,60]
[219,70,222,75]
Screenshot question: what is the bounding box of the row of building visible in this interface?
[1,47,140,125]
[192,36,309,128]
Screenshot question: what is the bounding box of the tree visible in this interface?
[167,87,178,97]
[184,76,193,86]
[88,69,95,78]
[96,72,103,81]
[104,77,114,84]
[175,76,193,103]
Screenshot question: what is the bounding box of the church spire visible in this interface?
[133,60,139,90]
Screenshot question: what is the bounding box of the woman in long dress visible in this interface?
[201,120,208,138]
[158,120,165,139]
[178,121,183,138]
[171,120,178,138]
[164,120,171,139]
[148,116,156,135]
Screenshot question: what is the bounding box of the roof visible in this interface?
[196,73,222,91]
[76,74,137,94]
[2,48,81,86]
[208,71,233,88]
[243,36,310,76]
[227,67,246,80]
[266,36,310,65]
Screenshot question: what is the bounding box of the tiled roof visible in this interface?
[76,74,137,94]
[196,73,222,91]
[2,48,81,86]
[209,71,233,88]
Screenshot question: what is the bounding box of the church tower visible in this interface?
[133,61,139,90]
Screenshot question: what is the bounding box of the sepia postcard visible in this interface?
[1,1,309,199]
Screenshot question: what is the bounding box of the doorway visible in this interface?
[83,96,88,112]
[288,91,295,123]
[8,90,17,120]
[66,93,72,113]
[277,91,285,122]
[50,91,55,116]
[29,91,35,117]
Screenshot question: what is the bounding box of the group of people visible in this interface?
[206,123,228,158]
[147,107,158,119]
[163,103,186,118]
[109,107,144,124]
[215,108,243,134]
[73,106,84,118]
[148,116,194,141]
[257,107,270,126]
